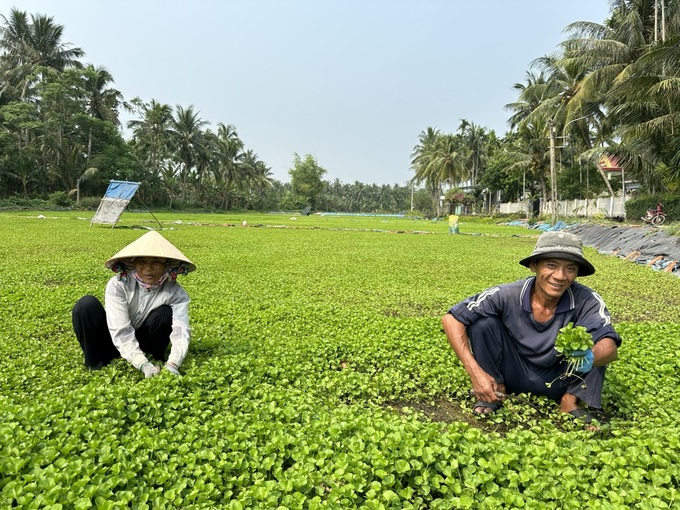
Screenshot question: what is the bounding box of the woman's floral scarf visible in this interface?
[111,260,191,289]
[132,268,170,291]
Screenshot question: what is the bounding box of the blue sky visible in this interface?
[4,1,612,185]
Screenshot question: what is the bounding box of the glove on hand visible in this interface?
[165,362,181,376]
[141,362,160,378]
[572,349,595,373]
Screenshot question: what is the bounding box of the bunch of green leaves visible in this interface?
[554,322,594,356]
[553,322,594,379]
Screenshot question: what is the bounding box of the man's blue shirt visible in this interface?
[449,277,621,368]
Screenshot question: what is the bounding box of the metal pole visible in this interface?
[523,170,527,218]
[622,165,626,219]
[549,122,558,224]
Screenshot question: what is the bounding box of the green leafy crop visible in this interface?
[2,211,680,509]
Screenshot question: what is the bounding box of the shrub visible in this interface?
[626,194,679,222]
[48,191,74,208]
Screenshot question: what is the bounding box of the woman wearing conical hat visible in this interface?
[72,231,196,377]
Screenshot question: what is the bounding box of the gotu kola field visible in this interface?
[2,211,680,509]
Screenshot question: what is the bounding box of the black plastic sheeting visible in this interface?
[565,223,680,276]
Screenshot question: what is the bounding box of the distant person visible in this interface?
[448,214,459,234]
[72,231,196,378]
[442,231,621,427]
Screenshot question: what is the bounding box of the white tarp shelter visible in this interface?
[90,180,141,227]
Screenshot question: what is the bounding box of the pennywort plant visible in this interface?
[2,211,680,508]
[545,322,594,388]
[554,322,594,375]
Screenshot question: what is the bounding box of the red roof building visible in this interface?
[599,154,622,172]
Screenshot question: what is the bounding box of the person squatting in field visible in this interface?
[72,231,195,378]
[441,230,621,426]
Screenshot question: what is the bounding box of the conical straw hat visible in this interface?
[105,231,196,273]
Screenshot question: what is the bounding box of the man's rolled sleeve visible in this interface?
[577,290,622,347]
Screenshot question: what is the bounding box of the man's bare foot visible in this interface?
[559,392,579,413]
[560,393,600,431]
[473,400,502,415]
[472,384,506,415]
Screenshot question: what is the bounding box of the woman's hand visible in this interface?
[165,362,181,376]
[140,361,160,378]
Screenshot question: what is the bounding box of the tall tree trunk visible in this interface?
[540,173,548,212]
[595,165,616,197]
[87,127,93,162]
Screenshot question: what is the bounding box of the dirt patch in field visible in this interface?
[387,397,515,435]
[385,395,614,435]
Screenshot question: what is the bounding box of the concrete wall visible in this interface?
[498,196,627,218]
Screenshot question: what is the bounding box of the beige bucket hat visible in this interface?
[519,231,595,276]
[105,231,196,273]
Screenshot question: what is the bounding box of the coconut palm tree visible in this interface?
[605,37,680,191]
[250,159,274,209]
[560,2,654,115]
[169,104,208,202]
[505,71,552,129]
[159,162,181,209]
[558,0,680,192]
[531,54,616,199]
[458,119,488,186]
[211,123,247,210]
[504,70,561,210]
[233,151,274,210]
[128,98,174,177]
[49,142,87,192]
[82,65,121,123]
[0,8,83,100]
[81,64,124,161]
[506,56,611,212]
[411,127,442,215]
[505,119,553,211]
[4,149,41,197]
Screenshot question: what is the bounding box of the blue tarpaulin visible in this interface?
[103,180,140,201]
[90,180,141,227]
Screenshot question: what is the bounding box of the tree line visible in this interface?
[1,2,678,217]
[411,0,680,216]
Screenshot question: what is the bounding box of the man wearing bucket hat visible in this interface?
[72,231,196,378]
[442,231,621,426]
